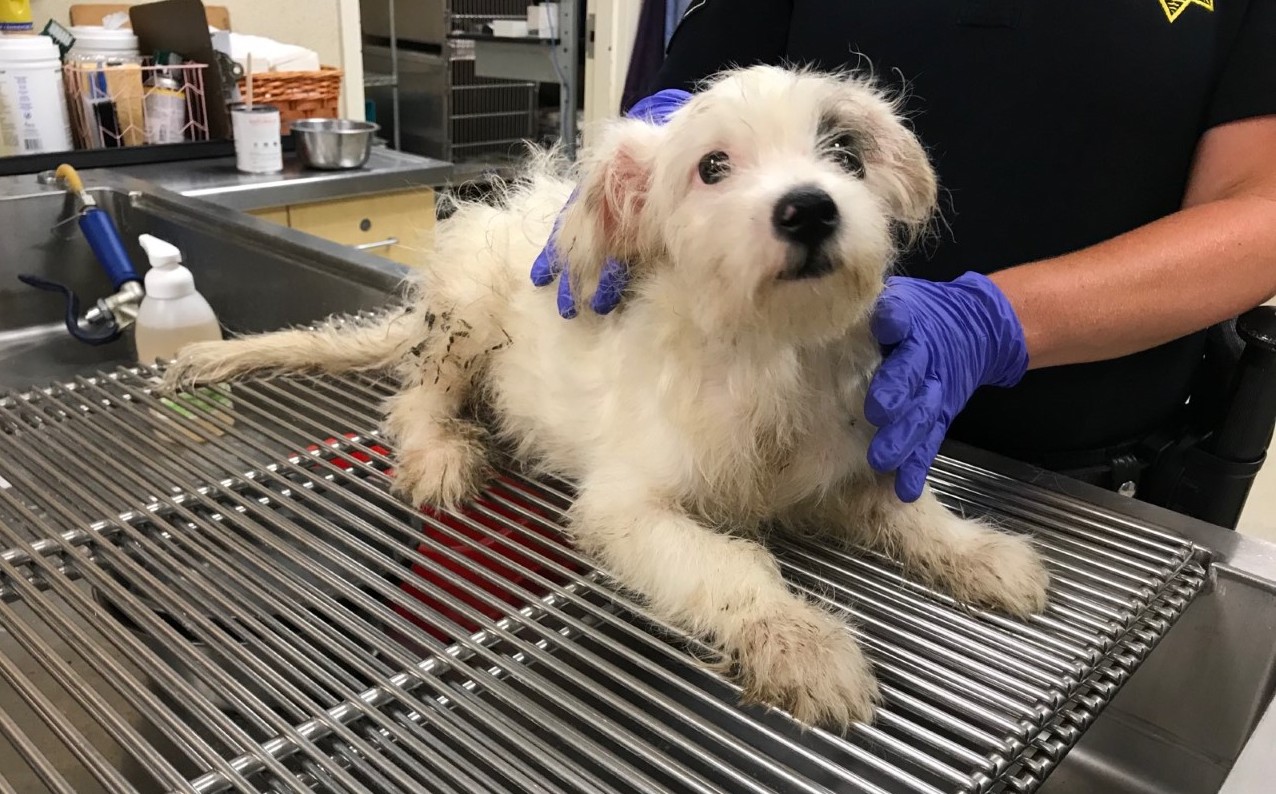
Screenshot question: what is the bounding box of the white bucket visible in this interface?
[66,26,141,61]
[0,35,73,155]
[230,103,283,174]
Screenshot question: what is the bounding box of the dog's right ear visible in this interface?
[555,118,665,310]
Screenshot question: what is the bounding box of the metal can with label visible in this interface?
[230,103,283,174]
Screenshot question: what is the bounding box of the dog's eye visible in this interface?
[698,150,731,184]
[828,134,865,177]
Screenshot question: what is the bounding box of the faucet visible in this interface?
[19,164,145,345]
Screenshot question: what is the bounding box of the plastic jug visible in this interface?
[133,233,222,363]
[133,234,233,441]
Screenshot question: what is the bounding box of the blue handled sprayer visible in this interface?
[18,164,145,345]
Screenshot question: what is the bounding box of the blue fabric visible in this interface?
[865,272,1029,501]
[665,0,694,48]
[621,0,674,114]
[530,89,692,318]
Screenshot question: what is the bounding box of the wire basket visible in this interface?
[63,60,210,150]
[236,66,343,134]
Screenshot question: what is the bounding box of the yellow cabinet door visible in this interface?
[249,206,290,226]
[287,189,436,267]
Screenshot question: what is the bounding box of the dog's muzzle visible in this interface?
[773,186,840,281]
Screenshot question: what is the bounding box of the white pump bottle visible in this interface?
[133,233,223,363]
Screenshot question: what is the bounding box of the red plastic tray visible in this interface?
[302,435,582,646]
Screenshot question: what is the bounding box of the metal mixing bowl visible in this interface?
[291,118,380,170]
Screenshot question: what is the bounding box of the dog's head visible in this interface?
[556,65,937,341]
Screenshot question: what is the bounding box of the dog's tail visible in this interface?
[161,307,419,389]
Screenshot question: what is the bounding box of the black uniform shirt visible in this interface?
[653,0,1276,461]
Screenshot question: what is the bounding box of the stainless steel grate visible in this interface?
[0,365,1208,793]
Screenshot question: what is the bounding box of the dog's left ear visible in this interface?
[556,118,665,309]
[866,121,939,241]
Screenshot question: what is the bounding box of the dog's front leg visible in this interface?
[569,476,879,729]
[383,383,489,509]
[384,307,498,510]
[810,481,1050,617]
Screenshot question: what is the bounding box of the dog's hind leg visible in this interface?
[162,308,420,389]
[568,471,880,730]
[382,305,504,510]
[809,481,1050,618]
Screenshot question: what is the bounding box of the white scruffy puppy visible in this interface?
[164,66,1050,729]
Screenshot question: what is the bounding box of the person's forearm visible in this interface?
[990,194,1276,370]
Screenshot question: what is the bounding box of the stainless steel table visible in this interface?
[117,146,453,211]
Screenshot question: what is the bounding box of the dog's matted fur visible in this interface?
[165,66,1049,729]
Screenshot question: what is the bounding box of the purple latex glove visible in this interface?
[531,88,693,318]
[865,272,1029,502]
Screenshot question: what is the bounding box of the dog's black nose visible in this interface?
[772,186,839,246]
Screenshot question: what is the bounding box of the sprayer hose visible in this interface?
[55,163,87,200]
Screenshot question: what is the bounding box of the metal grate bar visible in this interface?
[23,378,780,794]
[6,384,690,793]
[0,699,80,794]
[0,362,1209,794]
[126,377,875,794]
[449,0,530,22]
[0,403,404,793]
[48,386,564,794]
[191,370,1204,786]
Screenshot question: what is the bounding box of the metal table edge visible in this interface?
[117,149,455,212]
[1219,695,1276,794]
[941,440,1276,583]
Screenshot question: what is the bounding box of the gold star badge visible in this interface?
[1160,0,1214,23]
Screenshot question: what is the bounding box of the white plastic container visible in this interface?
[66,26,140,60]
[0,35,73,155]
[134,234,234,441]
[528,3,559,37]
[133,234,224,363]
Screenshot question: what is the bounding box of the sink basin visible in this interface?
[0,177,408,393]
[0,171,1274,794]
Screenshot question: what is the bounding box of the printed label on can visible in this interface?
[145,86,187,144]
[231,105,283,174]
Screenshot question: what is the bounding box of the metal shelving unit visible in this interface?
[469,1,579,159]
[363,0,402,150]
[360,0,579,164]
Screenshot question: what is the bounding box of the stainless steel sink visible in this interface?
[951,449,1276,794]
[0,171,1274,794]
[0,175,408,392]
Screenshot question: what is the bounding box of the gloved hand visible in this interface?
[531,88,693,318]
[865,272,1029,502]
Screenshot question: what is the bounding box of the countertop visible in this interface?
[117,146,453,211]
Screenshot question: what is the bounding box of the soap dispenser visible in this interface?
[134,233,232,442]
[133,233,223,363]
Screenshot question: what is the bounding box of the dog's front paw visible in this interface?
[734,605,879,730]
[391,434,490,510]
[940,528,1050,617]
